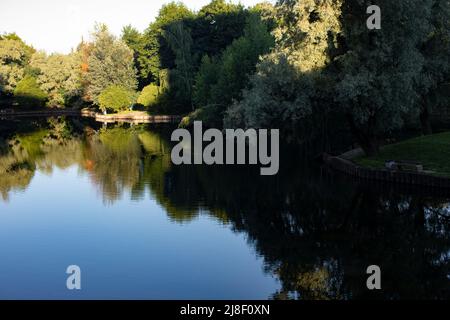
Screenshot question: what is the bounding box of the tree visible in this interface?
[211,13,274,106]
[193,55,220,107]
[415,0,450,134]
[98,85,136,114]
[225,0,341,133]
[140,2,194,84]
[225,54,312,130]
[122,25,148,89]
[137,84,160,107]
[191,0,248,59]
[163,21,195,110]
[227,0,439,156]
[334,0,434,155]
[13,74,47,106]
[30,51,82,107]
[194,12,274,126]
[86,24,137,105]
[0,36,35,94]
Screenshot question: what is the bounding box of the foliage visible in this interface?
[86,24,137,105]
[13,75,47,106]
[163,21,195,110]
[224,54,313,129]
[137,84,160,107]
[333,0,433,155]
[226,0,446,156]
[121,25,147,88]
[225,0,340,130]
[30,51,82,107]
[414,0,450,134]
[192,55,220,107]
[194,12,274,114]
[98,85,136,113]
[179,104,223,128]
[0,36,35,94]
[192,0,248,58]
[140,2,195,84]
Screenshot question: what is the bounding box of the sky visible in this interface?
[0,0,271,54]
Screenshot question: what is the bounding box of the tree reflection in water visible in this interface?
[0,117,449,299]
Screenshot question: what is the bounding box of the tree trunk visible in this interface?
[346,114,379,157]
[420,104,432,135]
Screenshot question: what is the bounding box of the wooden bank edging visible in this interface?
[93,113,181,123]
[0,109,182,124]
[323,154,450,189]
[0,109,82,117]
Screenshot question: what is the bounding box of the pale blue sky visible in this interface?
[0,0,272,54]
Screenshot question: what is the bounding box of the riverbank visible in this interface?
[324,131,450,189]
[92,111,182,124]
[355,132,450,177]
[0,108,182,124]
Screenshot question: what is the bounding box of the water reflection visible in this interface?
[0,117,449,299]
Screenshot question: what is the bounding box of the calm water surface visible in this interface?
[0,117,449,299]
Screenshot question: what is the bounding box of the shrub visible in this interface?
[98,85,136,113]
[13,75,47,107]
[137,84,159,107]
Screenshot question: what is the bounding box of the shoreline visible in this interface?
[0,109,182,124]
[323,152,450,189]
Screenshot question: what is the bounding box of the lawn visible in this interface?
[354,131,450,177]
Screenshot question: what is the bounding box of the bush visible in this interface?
[179,104,224,128]
[98,85,136,113]
[137,84,160,107]
[13,75,47,107]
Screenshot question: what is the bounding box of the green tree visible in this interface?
[334,0,433,155]
[415,0,450,134]
[98,85,136,114]
[225,0,340,131]
[191,0,248,59]
[212,13,274,106]
[137,84,160,107]
[163,21,195,110]
[30,51,82,107]
[228,0,439,156]
[13,74,47,107]
[193,55,220,107]
[194,12,274,126]
[86,24,137,105]
[121,25,148,88]
[140,2,194,84]
[0,36,35,94]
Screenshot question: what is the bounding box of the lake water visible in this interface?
[0,117,449,300]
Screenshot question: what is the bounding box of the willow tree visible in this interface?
[228,0,440,156]
[415,0,450,135]
[333,0,434,155]
[225,0,343,134]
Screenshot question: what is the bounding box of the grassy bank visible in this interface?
[355,131,450,177]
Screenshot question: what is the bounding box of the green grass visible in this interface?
[354,131,450,177]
